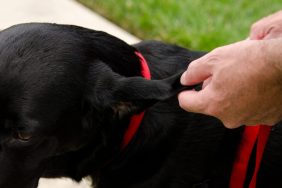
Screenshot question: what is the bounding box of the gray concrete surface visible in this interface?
[39,178,92,188]
[0,0,140,44]
[0,0,140,187]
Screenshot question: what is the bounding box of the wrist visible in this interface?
[262,38,282,124]
[261,38,282,83]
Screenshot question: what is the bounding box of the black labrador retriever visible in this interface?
[1,23,280,188]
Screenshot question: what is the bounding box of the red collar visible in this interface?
[121,51,151,150]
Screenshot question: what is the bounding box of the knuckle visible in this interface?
[222,121,241,129]
[206,54,220,63]
[251,23,258,31]
[187,60,197,69]
[220,115,243,128]
[188,59,201,70]
[206,49,224,62]
[188,50,222,71]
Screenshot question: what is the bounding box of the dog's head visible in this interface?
[0,23,187,187]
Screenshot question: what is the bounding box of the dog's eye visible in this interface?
[15,131,32,142]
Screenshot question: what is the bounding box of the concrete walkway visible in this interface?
[0,0,140,187]
[0,0,139,44]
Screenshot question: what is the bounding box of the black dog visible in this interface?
[0,23,280,188]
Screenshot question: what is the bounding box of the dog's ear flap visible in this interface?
[85,62,195,118]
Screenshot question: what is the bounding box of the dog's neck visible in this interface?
[62,51,151,179]
[120,51,151,150]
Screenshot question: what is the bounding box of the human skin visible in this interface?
[250,10,282,40]
[178,38,282,128]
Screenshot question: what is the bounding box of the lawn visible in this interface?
[78,0,282,51]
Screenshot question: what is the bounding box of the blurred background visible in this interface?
[0,0,281,187]
[79,0,282,50]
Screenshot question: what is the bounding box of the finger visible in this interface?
[249,23,266,40]
[178,90,208,113]
[249,30,265,40]
[221,119,242,129]
[263,30,282,40]
[202,77,212,89]
[263,33,274,40]
[181,57,213,86]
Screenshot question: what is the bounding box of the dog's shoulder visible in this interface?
[134,40,205,79]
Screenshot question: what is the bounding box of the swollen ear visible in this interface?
[112,71,199,101]
[86,62,197,118]
[112,74,198,117]
[113,72,185,101]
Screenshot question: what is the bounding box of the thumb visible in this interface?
[178,89,209,113]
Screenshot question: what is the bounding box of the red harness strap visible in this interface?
[230,125,271,188]
[121,51,151,150]
[120,52,272,188]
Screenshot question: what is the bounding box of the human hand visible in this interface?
[250,10,282,40]
[178,39,282,128]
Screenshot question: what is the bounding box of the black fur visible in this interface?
[0,23,280,188]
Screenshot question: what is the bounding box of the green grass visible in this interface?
[78,0,282,51]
